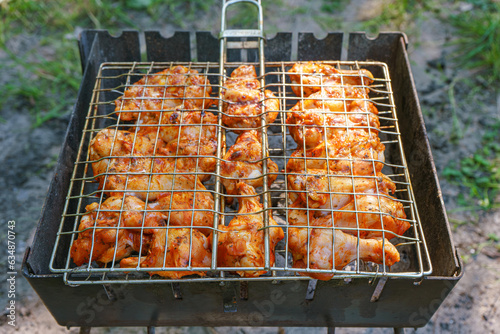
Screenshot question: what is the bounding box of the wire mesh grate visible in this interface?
[50,60,432,285]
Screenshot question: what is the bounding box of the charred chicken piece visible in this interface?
[216,182,284,277]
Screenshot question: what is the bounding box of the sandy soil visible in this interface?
[1,1,499,333]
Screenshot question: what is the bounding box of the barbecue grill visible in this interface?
[23,0,462,331]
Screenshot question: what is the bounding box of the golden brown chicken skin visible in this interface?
[288,62,374,98]
[216,182,284,277]
[120,227,212,279]
[133,109,219,181]
[287,205,400,280]
[287,223,400,281]
[287,96,380,149]
[149,179,215,236]
[222,65,279,131]
[70,196,164,266]
[114,66,213,122]
[221,130,278,201]
[330,193,409,239]
[90,128,199,201]
[286,169,396,211]
[286,137,386,209]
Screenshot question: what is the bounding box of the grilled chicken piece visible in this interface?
[90,128,157,160]
[120,227,212,279]
[288,188,408,240]
[287,97,380,149]
[216,182,284,277]
[159,110,218,181]
[329,193,409,239]
[221,130,278,202]
[288,62,374,97]
[133,109,218,181]
[287,205,400,280]
[222,65,279,131]
[114,66,213,122]
[70,196,164,266]
[286,132,385,175]
[287,222,400,281]
[287,170,396,211]
[149,179,215,235]
[286,138,386,209]
[90,128,200,200]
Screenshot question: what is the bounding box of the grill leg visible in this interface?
[327,327,335,334]
[394,328,406,334]
[148,326,156,334]
[79,327,91,334]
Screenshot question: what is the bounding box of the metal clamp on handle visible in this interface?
[219,0,265,42]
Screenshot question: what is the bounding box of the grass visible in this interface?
[0,0,216,127]
[448,0,500,85]
[356,0,422,34]
[443,121,500,211]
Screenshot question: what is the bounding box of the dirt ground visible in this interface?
[1,1,499,333]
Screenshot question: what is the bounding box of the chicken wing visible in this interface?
[221,130,278,201]
[149,179,215,235]
[287,222,400,280]
[222,65,279,131]
[133,109,219,181]
[90,128,198,201]
[70,196,164,266]
[287,169,396,211]
[288,62,373,98]
[287,97,380,149]
[216,182,284,277]
[286,138,386,208]
[114,66,213,122]
[330,193,410,239]
[120,227,212,279]
[287,204,400,280]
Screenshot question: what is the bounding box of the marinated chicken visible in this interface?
[70,196,164,266]
[90,128,202,200]
[221,130,278,201]
[283,62,408,279]
[150,179,215,236]
[120,227,212,279]
[132,109,218,181]
[287,170,396,211]
[115,65,213,122]
[286,137,386,209]
[222,65,279,131]
[288,62,374,97]
[216,182,284,277]
[287,190,409,240]
[330,193,409,239]
[287,96,380,149]
[287,215,400,280]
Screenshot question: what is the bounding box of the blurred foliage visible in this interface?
[0,0,215,126]
[443,121,500,210]
[320,0,349,13]
[448,0,500,85]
